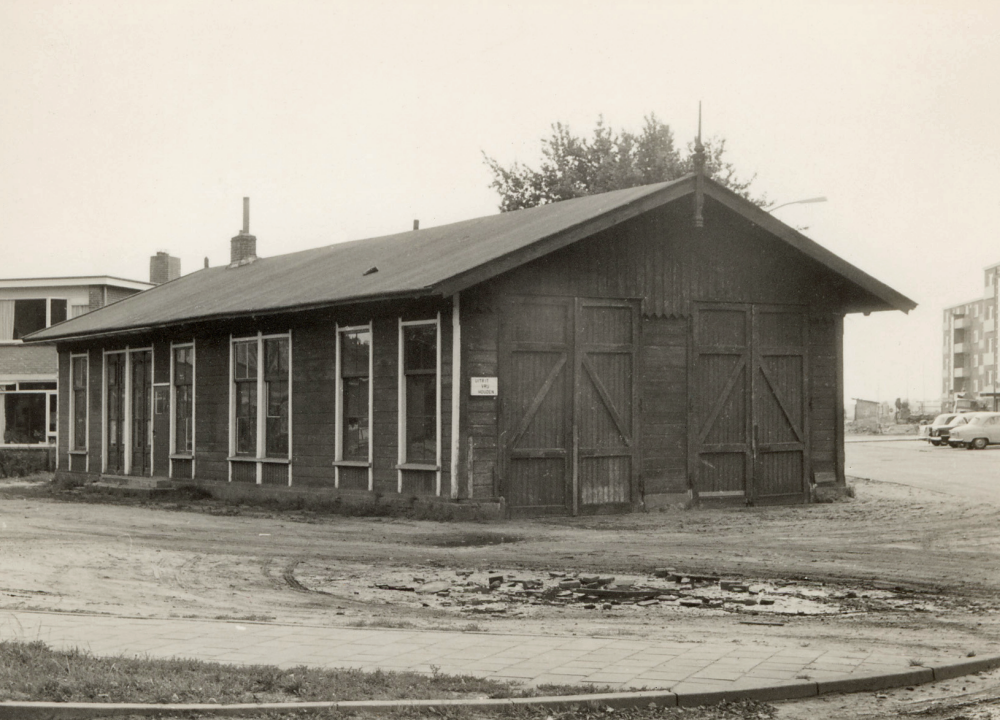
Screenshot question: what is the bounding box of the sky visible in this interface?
[2,0,999,406]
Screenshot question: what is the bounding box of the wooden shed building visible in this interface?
[28,175,915,515]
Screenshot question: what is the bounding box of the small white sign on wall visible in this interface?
[470,377,498,396]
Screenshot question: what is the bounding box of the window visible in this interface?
[400,319,439,466]
[2,393,44,444]
[51,300,67,326]
[233,340,257,456]
[172,346,194,454]
[337,327,371,462]
[0,299,69,341]
[71,356,88,451]
[264,337,289,457]
[12,300,46,339]
[230,333,291,473]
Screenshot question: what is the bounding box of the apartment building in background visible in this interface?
[942,262,1000,411]
[0,253,180,466]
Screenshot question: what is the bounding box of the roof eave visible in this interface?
[703,180,917,314]
[23,287,438,345]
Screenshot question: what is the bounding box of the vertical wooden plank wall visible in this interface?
[193,335,229,480]
[638,316,689,496]
[291,322,337,488]
[808,313,839,480]
[57,351,70,471]
[461,307,499,500]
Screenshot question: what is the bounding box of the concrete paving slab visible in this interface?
[0,609,992,713]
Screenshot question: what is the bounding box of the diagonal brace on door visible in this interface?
[509,355,567,449]
[758,360,805,443]
[697,356,747,444]
[580,355,632,445]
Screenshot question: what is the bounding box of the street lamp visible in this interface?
[766,196,828,212]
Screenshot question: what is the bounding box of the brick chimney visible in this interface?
[230,197,257,266]
[149,251,181,284]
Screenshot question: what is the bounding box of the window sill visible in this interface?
[333,460,371,468]
[69,450,88,455]
[170,453,194,460]
[228,456,291,464]
[1,443,54,449]
[395,463,440,472]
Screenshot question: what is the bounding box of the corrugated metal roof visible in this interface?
[26,175,915,343]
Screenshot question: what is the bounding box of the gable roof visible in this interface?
[26,175,915,343]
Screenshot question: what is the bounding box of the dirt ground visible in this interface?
[2,475,1000,718]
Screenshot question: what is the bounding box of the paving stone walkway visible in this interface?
[0,610,960,693]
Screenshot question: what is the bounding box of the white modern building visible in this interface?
[942,262,1000,411]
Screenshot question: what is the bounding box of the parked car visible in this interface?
[947,412,1000,449]
[919,413,961,446]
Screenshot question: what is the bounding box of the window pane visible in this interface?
[403,325,436,372]
[49,394,58,435]
[265,379,289,457]
[12,299,46,340]
[175,385,193,453]
[50,300,67,325]
[265,338,288,379]
[405,374,436,463]
[3,393,46,444]
[72,357,87,389]
[73,388,86,450]
[341,330,370,377]
[235,383,257,455]
[235,342,256,381]
[342,377,369,460]
[174,347,193,386]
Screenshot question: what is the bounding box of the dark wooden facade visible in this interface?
[55,197,865,514]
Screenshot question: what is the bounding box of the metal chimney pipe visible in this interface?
[243,197,250,234]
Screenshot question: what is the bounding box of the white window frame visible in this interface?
[101,346,153,476]
[334,323,373,490]
[69,353,89,469]
[169,340,196,479]
[0,297,69,344]
[228,331,293,486]
[0,382,58,448]
[396,315,442,495]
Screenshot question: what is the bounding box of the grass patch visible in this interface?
[0,641,779,718]
[0,478,493,523]
[0,640,532,704]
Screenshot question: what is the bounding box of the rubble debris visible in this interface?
[578,588,659,601]
[720,581,750,592]
[319,565,916,619]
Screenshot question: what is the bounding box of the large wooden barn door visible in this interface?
[575,299,638,513]
[500,297,637,516]
[691,304,752,500]
[751,306,809,504]
[500,297,574,516]
[692,303,809,503]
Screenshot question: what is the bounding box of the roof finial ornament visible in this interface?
[693,101,705,229]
